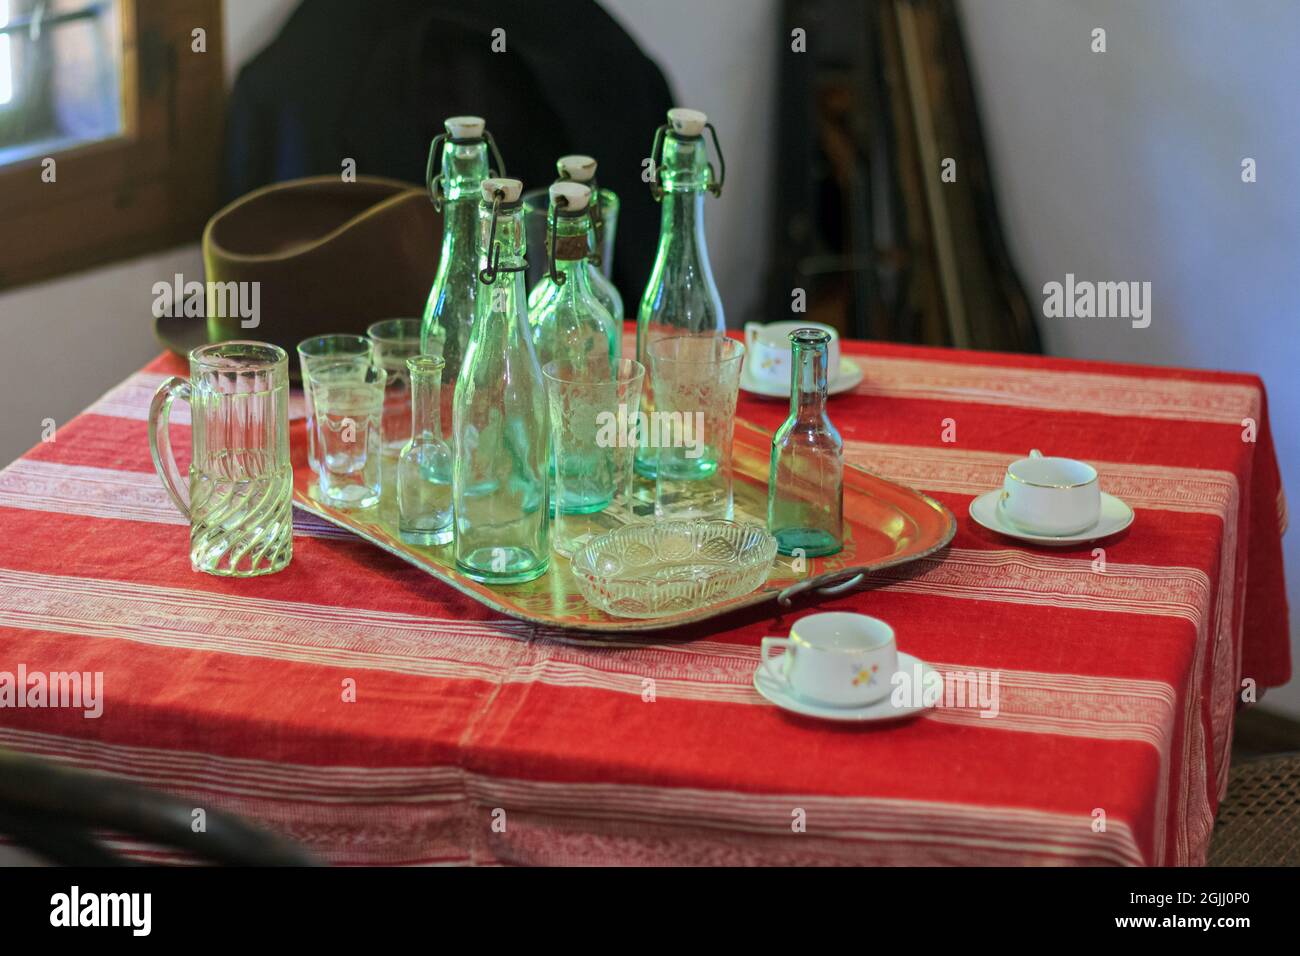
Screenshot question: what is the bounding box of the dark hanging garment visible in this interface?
[764,0,1041,353]
[223,0,675,302]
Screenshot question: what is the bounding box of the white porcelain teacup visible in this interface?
[999,449,1101,536]
[760,612,898,708]
[743,320,841,388]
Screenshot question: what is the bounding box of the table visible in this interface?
[0,331,1289,865]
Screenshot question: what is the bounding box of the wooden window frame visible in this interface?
[0,0,224,290]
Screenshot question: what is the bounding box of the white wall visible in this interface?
[0,246,202,459]
[221,0,298,82]
[958,0,1300,714]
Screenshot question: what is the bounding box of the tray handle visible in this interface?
[776,568,867,607]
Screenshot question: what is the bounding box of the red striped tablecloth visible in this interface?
[0,332,1289,866]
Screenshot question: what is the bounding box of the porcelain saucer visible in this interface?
[752,651,937,722]
[968,490,1134,546]
[740,357,863,398]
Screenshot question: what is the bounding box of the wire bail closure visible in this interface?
[427,130,507,213]
[477,188,528,286]
[648,125,666,202]
[647,122,726,202]
[478,189,506,285]
[546,194,569,287]
[704,123,726,198]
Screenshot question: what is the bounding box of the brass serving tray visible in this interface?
[291,419,955,632]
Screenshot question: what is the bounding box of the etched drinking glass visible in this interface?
[307,359,386,510]
[148,341,293,576]
[542,359,645,557]
[297,334,373,473]
[648,335,744,520]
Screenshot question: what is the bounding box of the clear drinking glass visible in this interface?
[297,334,373,473]
[148,341,293,576]
[307,359,387,510]
[768,329,844,556]
[397,355,454,546]
[649,335,744,520]
[367,318,423,460]
[542,358,645,557]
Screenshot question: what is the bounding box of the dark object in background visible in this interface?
[223,0,674,304]
[154,175,439,375]
[0,747,317,865]
[767,0,1040,352]
[1208,751,1300,866]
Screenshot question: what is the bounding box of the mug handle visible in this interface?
[148,376,193,520]
[743,321,762,354]
[997,488,1012,519]
[760,637,794,684]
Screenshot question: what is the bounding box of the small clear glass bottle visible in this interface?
[397,355,453,546]
[768,329,843,557]
[635,107,726,478]
[528,181,619,376]
[452,178,550,584]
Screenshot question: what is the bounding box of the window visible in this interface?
[0,0,126,166]
[0,0,224,290]
[0,2,12,106]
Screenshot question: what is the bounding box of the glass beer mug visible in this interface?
[148,342,294,576]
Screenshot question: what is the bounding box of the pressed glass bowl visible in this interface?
[570,519,778,619]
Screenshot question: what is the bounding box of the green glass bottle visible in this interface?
[768,329,843,557]
[452,178,550,584]
[420,116,503,440]
[528,174,623,325]
[634,107,727,478]
[528,182,619,377]
[548,154,624,323]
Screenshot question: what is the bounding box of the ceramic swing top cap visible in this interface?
[667,107,708,137]
[549,181,591,212]
[557,154,597,182]
[444,115,486,140]
[481,178,524,204]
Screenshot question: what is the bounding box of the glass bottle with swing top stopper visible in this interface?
[527,181,619,376]
[635,107,727,479]
[768,328,843,557]
[452,178,550,584]
[420,116,504,439]
[527,154,624,324]
[397,355,453,546]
